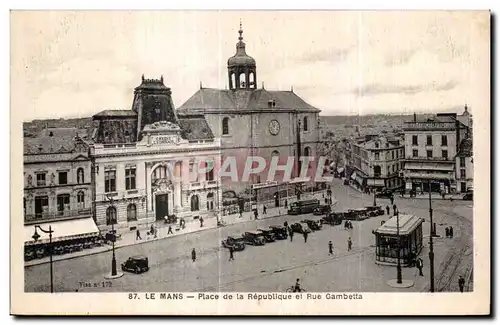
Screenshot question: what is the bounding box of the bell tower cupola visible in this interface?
[227,21,257,90]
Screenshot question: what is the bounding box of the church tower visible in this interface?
[227,21,257,90]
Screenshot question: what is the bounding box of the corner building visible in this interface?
[177,24,322,196]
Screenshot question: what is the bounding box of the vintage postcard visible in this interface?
[10,10,490,315]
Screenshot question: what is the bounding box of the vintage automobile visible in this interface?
[121,255,150,274]
[365,206,385,217]
[375,189,394,199]
[242,231,266,246]
[256,229,277,242]
[321,212,344,225]
[313,205,332,215]
[287,199,320,215]
[345,208,370,221]
[290,222,312,234]
[221,236,246,251]
[301,219,322,231]
[269,225,288,240]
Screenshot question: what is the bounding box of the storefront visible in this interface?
[373,214,424,266]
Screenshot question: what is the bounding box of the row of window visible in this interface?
[412,135,448,146]
[104,167,137,193]
[32,168,85,187]
[221,116,312,136]
[412,149,448,159]
[373,149,404,161]
[372,163,402,177]
[32,191,86,216]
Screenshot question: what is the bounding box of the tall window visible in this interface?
[77,168,84,183]
[127,204,137,221]
[375,152,380,160]
[304,146,311,157]
[412,135,418,146]
[373,165,381,177]
[303,117,309,131]
[206,164,214,182]
[56,194,70,215]
[427,150,433,158]
[206,192,214,211]
[460,169,466,179]
[442,150,448,159]
[36,173,46,186]
[222,117,230,135]
[125,167,136,190]
[427,135,433,146]
[190,195,200,212]
[77,191,85,210]
[460,157,466,167]
[35,196,49,217]
[106,206,117,225]
[58,172,68,185]
[392,151,395,160]
[375,142,379,148]
[441,135,448,146]
[104,170,116,193]
[412,149,418,157]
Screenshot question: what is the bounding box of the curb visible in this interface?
[25,211,287,267]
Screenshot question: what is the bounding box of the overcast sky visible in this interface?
[11,11,489,121]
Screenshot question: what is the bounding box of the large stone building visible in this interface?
[23,133,98,243]
[350,135,405,191]
[401,110,471,194]
[177,24,321,196]
[455,138,473,193]
[91,76,221,230]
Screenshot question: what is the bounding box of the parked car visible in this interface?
[365,206,385,217]
[221,236,246,251]
[313,205,332,215]
[321,212,344,225]
[301,219,322,231]
[121,255,150,274]
[269,225,288,240]
[290,222,312,234]
[287,199,320,215]
[255,229,276,242]
[343,178,349,185]
[375,189,393,198]
[462,191,473,200]
[345,208,369,221]
[242,231,266,246]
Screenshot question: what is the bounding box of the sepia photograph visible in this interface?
[10,10,490,315]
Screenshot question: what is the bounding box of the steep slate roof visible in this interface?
[93,109,137,118]
[457,138,473,157]
[24,135,88,156]
[37,127,88,138]
[178,115,215,141]
[178,88,320,112]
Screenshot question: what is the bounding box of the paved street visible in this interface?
[25,179,473,293]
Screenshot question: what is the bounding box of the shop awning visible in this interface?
[25,217,100,246]
[374,214,424,236]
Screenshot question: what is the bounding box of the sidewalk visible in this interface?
[26,192,328,267]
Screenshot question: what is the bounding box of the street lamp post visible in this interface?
[32,225,54,293]
[428,179,435,292]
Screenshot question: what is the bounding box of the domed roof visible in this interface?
[227,24,256,68]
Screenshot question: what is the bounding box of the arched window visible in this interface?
[303,117,309,132]
[190,195,200,212]
[272,150,280,157]
[222,117,230,135]
[152,165,170,183]
[127,204,137,221]
[77,191,85,210]
[106,206,117,225]
[77,168,84,184]
[206,192,214,211]
[231,73,236,90]
[239,73,246,88]
[304,146,311,157]
[249,72,255,88]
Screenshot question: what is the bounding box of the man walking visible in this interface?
[416,257,424,276]
[254,209,259,220]
[228,246,235,262]
[167,225,173,235]
[199,217,204,228]
[449,226,454,239]
[289,228,294,242]
[393,204,398,216]
[136,229,142,240]
[386,205,390,215]
[191,248,197,262]
[458,276,465,292]
[328,240,333,255]
[303,231,308,243]
[263,205,267,215]
[347,237,352,251]
[390,195,394,206]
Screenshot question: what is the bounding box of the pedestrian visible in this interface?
[289,229,294,242]
[284,199,288,208]
[328,240,333,255]
[263,205,267,215]
[239,209,243,218]
[150,224,157,238]
[199,217,204,228]
[284,220,288,228]
[344,220,348,230]
[458,276,465,293]
[254,209,259,220]
[393,204,397,215]
[390,195,394,205]
[228,246,234,261]
[167,225,173,235]
[303,232,308,243]
[449,226,454,238]
[386,205,390,215]
[445,227,450,238]
[136,229,142,240]
[347,237,352,251]
[416,257,424,276]
[191,248,196,262]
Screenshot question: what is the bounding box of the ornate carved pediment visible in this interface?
[152,178,173,193]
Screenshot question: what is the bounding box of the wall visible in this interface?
[404,130,457,159]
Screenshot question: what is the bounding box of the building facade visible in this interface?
[23,134,93,225]
[91,77,222,230]
[455,138,473,193]
[177,24,321,196]
[350,135,404,191]
[402,112,469,194]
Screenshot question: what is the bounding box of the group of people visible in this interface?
[135,224,158,240]
[445,226,455,238]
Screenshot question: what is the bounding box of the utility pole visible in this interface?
[428,179,435,292]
